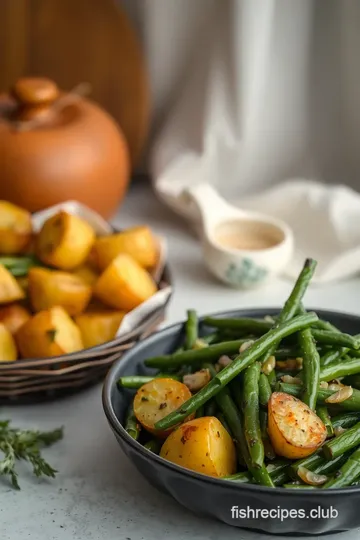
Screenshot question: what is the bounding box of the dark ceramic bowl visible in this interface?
[103,308,360,536]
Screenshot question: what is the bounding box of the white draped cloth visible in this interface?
[122,0,360,282]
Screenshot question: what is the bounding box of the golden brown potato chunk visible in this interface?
[0,264,25,304]
[93,253,157,311]
[0,201,32,255]
[160,417,236,477]
[75,310,125,348]
[0,304,31,334]
[93,226,158,270]
[36,211,95,270]
[16,306,83,358]
[0,323,17,362]
[28,267,92,315]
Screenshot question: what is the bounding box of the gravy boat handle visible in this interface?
[182,184,248,233]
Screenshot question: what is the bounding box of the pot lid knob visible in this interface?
[11,77,59,107]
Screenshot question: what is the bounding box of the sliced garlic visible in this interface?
[325,386,353,404]
[298,466,328,486]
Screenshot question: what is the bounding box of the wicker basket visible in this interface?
[0,265,172,404]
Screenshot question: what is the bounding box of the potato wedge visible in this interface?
[0,323,17,362]
[36,211,95,270]
[0,304,31,334]
[75,310,125,348]
[16,306,83,358]
[268,392,327,459]
[160,417,236,477]
[28,267,92,315]
[0,201,32,255]
[134,378,194,438]
[72,264,99,286]
[0,264,25,304]
[94,253,157,311]
[93,226,158,270]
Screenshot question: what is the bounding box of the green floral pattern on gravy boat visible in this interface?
[225,259,268,287]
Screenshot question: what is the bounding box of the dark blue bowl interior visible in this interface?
[103,308,360,535]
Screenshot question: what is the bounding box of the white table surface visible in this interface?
[3,181,360,540]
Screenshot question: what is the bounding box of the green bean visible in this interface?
[0,255,41,277]
[201,332,220,345]
[184,309,198,349]
[298,307,320,410]
[313,452,352,476]
[321,346,350,367]
[144,339,248,368]
[259,373,272,407]
[278,382,360,411]
[274,348,307,359]
[225,459,289,483]
[203,317,271,333]
[320,357,360,382]
[117,374,180,389]
[155,313,318,430]
[313,330,360,350]
[204,399,217,417]
[272,470,290,486]
[224,471,252,483]
[125,404,140,440]
[195,404,205,418]
[291,449,355,479]
[332,412,360,430]
[204,320,359,350]
[259,410,268,439]
[291,450,324,476]
[215,313,318,385]
[316,406,334,437]
[243,362,264,468]
[322,447,360,488]
[216,412,231,435]
[144,439,162,454]
[323,422,360,460]
[225,468,288,487]
[204,364,273,486]
[312,319,339,332]
[267,369,277,389]
[221,259,317,368]
[343,374,360,389]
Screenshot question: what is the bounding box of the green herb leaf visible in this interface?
[0,421,63,489]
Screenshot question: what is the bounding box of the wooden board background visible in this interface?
[0,0,150,167]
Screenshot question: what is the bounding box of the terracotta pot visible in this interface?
[0,77,130,218]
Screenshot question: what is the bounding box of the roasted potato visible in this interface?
[36,211,95,270]
[0,323,17,362]
[28,267,92,315]
[160,417,237,477]
[72,264,99,286]
[0,201,32,255]
[268,392,327,459]
[94,253,157,311]
[75,310,125,348]
[133,378,194,438]
[16,306,83,358]
[16,276,29,294]
[0,264,25,304]
[0,304,31,334]
[93,226,158,270]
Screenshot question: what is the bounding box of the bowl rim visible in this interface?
[102,306,360,497]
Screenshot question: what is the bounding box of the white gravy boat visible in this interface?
[183,184,294,288]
